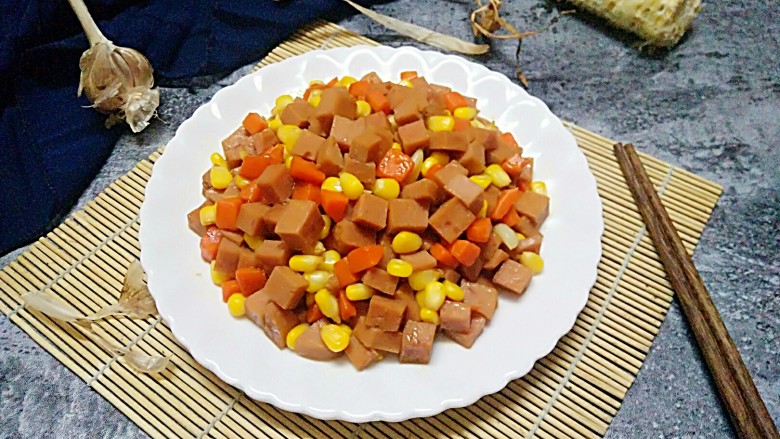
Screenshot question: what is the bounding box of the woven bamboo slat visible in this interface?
[0,21,722,438]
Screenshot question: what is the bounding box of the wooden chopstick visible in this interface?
[614,143,779,439]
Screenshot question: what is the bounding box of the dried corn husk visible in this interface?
[567,0,701,46]
[68,0,159,132]
[343,0,489,55]
[22,261,170,374]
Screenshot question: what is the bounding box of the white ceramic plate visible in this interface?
[139,46,603,422]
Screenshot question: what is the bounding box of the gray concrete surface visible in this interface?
[1,0,778,437]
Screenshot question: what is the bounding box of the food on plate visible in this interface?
[187,71,550,370]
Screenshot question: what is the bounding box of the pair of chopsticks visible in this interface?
[614,143,779,439]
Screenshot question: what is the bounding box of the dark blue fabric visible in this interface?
[0,0,384,256]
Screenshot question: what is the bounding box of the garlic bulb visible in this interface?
[69,0,159,132]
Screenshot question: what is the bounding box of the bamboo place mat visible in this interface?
[0,21,723,439]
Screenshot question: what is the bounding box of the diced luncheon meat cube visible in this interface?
[483,185,500,215]
[400,178,441,206]
[349,130,383,163]
[458,142,486,175]
[395,284,421,324]
[392,99,422,126]
[237,247,260,270]
[353,316,403,353]
[261,203,287,235]
[214,238,242,278]
[365,294,406,331]
[261,302,301,349]
[397,120,430,155]
[443,174,484,213]
[264,266,308,309]
[254,240,291,273]
[330,116,366,151]
[343,156,376,186]
[429,131,468,153]
[387,199,429,234]
[274,199,324,253]
[313,87,357,131]
[442,268,461,284]
[291,129,325,161]
[492,259,533,295]
[221,128,253,168]
[482,249,508,271]
[428,198,475,243]
[332,220,376,255]
[364,111,392,130]
[251,128,279,154]
[236,202,271,237]
[461,279,498,320]
[514,190,550,227]
[316,137,344,176]
[400,250,437,271]
[443,315,486,348]
[352,193,388,231]
[432,161,468,188]
[362,268,400,296]
[399,321,437,364]
[256,164,293,204]
[220,229,244,245]
[439,301,471,332]
[280,99,312,128]
[345,335,380,371]
[515,233,543,254]
[458,256,484,282]
[514,215,539,238]
[244,289,273,328]
[487,137,521,164]
[295,319,341,360]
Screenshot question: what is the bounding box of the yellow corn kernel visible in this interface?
[308,79,324,86]
[313,241,326,255]
[392,231,422,254]
[443,280,464,301]
[355,100,372,117]
[405,148,425,183]
[210,152,228,168]
[272,94,294,115]
[420,307,440,325]
[319,214,333,239]
[286,323,310,350]
[243,233,263,251]
[470,174,492,189]
[421,281,446,310]
[199,205,216,226]
[515,232,527,242]
[304,270,331,293]
[485,164,511,188]
[399,79,413,88]
[493,223,519,250]
[386,259,413,278]
[339,172,364,200]
[531,181,547,195]
[453,106,478,120]
[277,124,302,151]
[308,91,322,107]
[210,261,230,286]
[408,269,442,291]
[320,324,350,352]
[268,117,282,132]
[339,324,353,336]
[519,252,544,274]
[234,175,251,189]
[391,142,402,151]
[284,153,293,169]
[420,157,440,177]
[426,115,455,132]
[345,283,375,301]
[289,255,324,273]
[209,166,233,189]
[338,76,358,87]
[227,293,246,317]
[474,199,487,218]
[321,176,342,193]
[315,289,341,323]
[318,250,341,272]
[372,178,400,200]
